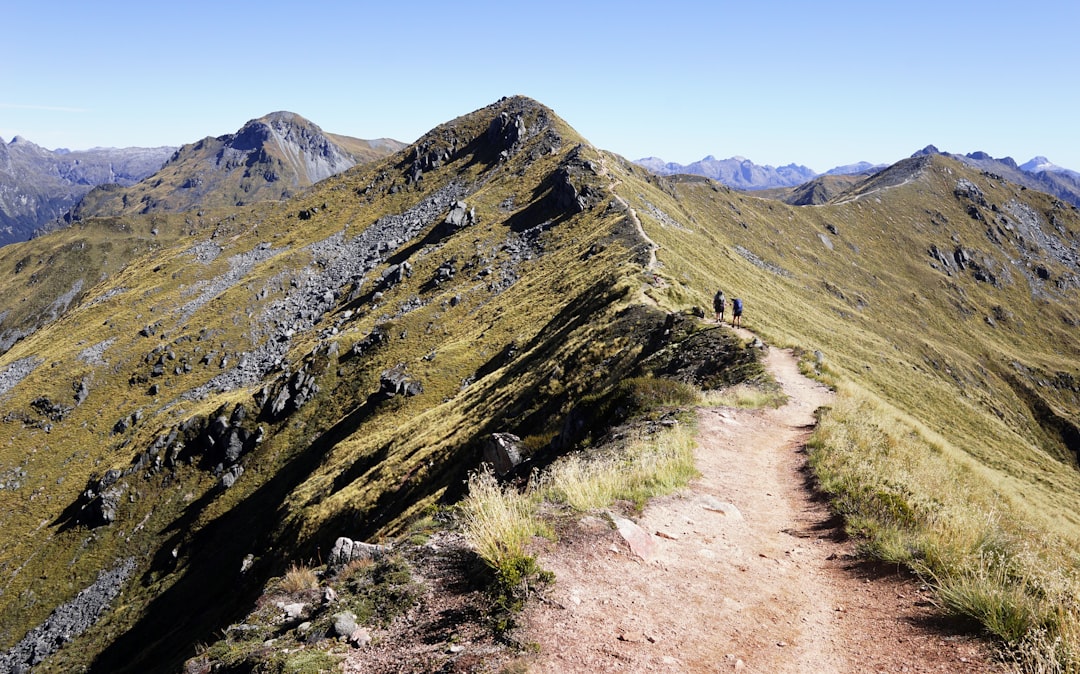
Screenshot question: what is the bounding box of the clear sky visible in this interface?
[3,0,1078,173]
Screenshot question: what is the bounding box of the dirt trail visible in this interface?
[522,330,1004,673]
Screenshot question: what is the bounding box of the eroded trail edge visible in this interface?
[522,335,1003,673]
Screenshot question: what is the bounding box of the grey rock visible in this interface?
[0,558,136,673]
[0,356,43,399]
[378,365,422,398]
[74,377,91,405]
[220,464,244,489]
[349,627,371,647]
[327,536,390,571]
[332,611,358,638]
[481,432,523,477]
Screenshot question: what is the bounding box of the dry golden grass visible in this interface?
[540,424,699,512]
[700,383,788,409]
[280,564,320,593]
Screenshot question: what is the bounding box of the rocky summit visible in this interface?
[0,95,1079,672]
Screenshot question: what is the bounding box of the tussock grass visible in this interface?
[808,384,1080,670]
[458,469,549,574]
[280,564,320,593]
[700,383,788,409]
[540,424,699,511]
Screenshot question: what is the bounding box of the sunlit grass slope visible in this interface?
[612,151,1080,667]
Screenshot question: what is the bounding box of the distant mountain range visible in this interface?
[0,138,174,245]
[633,155,882,190]
[634,149,1080,207]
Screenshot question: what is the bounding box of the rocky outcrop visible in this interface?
[378,365,423,399]
[327,536,391,571]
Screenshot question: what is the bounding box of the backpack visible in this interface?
[713,291,725,310]
[733,298,743,313]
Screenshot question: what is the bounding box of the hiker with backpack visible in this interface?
[731,297,743,327]
[713,289,726,323]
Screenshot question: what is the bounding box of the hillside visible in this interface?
[752,172,866,205]
[71,111,405,218]
[0,137,173,245]
[1,96,1080,672]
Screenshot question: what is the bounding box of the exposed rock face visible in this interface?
[378,365,423,399]
[70,112,404,219]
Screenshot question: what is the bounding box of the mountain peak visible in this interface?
[257,110,305,124]
[911,144,942,157]
[1020,156,1056,173]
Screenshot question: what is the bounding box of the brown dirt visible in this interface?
[517,330,1009,673]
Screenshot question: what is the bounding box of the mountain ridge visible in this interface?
[636,149,1080,206]
[1,96,1080,672]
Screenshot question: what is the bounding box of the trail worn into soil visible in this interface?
[522,331,1005,673]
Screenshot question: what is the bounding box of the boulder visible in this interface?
[327,536,390,571]
[444,201,476,230]
[378,365,422,398]
[332,611,357,638]
[220,464,244,489]
[481,432,523,477]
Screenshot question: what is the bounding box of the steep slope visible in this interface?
[0,96,722,673]
[0,137,173,245]
[71,112,405,218]
[0,208,233,354]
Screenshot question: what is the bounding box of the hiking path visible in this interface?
[521,327,1005,673]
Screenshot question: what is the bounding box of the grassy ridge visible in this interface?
[612,151,1080,668]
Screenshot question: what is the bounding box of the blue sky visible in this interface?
[3,1,1078,173]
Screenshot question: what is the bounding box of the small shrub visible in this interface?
[338,554,423,627]
[488,553,554,633]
